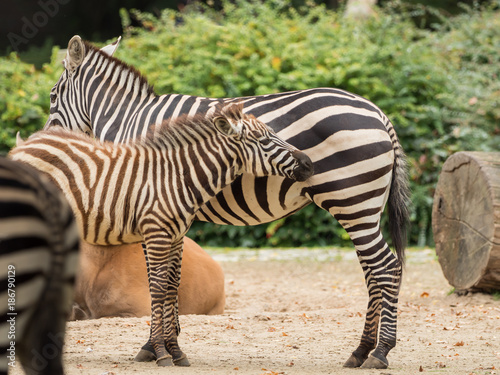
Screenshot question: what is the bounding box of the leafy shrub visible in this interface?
[1,0,498,248]
[0,49,63,154]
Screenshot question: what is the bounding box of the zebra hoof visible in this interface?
[173,353,191,367]
[156,355,174,366]
[134,349,156,362]
[360,354,388,369]
[343,353,365,368]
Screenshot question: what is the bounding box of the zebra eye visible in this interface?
[50,94,57,103]
[214,117,235,136]
[250,131,271,145]
[249,130,262,139]
[215,118,228,128]
[259,138,272,146]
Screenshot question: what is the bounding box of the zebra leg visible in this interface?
[362,258,401,369]
[343,226,401,369]
[134,243,156,362]
[17,288,66,375]
[136,238,172,366]
[134,234,188,367]
[162,237,190,366]
[135,240,188,364]
[344,261,381,367]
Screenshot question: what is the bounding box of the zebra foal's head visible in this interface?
[207,103,314,182]
[44,35,122,134]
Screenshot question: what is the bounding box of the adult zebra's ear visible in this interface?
[213,116,242,138]
[64,35,85,74]
[100,36,121,57]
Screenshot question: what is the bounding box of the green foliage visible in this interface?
[493,290,500,301]
[1,0,499,247]
[0,48,63,155]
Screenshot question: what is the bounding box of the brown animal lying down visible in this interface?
[70,237,225,320]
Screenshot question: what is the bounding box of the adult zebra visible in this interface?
[0,158,79,375]
[44,35,410,369]
[11,103,313,367]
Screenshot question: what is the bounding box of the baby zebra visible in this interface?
[0,158,79,375]
[10,103,313,367]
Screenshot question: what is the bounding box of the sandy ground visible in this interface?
[12,249,500,374]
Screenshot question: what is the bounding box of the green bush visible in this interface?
[0,49,63,154]
[1,0,498,248]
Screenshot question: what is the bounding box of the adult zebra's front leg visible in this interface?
[135,231,189,367]
[343,225,402,369]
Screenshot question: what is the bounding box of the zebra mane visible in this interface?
[31,103,246,152]
[82,40,156,96]
[147,102,246,147]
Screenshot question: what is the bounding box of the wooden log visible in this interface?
[432,151,500,292]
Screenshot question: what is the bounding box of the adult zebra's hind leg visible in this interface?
[342,224,402,369]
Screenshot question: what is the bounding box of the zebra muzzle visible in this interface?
[291,150,314,181]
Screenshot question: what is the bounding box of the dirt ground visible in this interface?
[13,249,500,375]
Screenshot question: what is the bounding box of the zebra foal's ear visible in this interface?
[16,132,25,147]
[64,35,85,73]
[213,116,242,138]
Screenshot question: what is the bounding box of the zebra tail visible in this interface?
[388,140,411,271]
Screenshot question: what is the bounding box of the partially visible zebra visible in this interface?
[0,158,79,375]
[10,103,313,367]
[43,35,410,368]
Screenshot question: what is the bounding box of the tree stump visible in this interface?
[432,151,500,292]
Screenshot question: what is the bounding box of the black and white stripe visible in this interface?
[0,158,79,375]
[12,103,313,368]
[43,35,411,369]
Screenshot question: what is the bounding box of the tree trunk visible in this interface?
[344,0,378,20]
[432,151,500,292]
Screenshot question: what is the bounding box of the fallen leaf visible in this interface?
[268,327,276,332]
[420,292,429,298]
[454,341,465,346]
[419,365,424,372]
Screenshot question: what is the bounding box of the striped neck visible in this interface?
[141,115,243,209]
[80,45,156,137]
